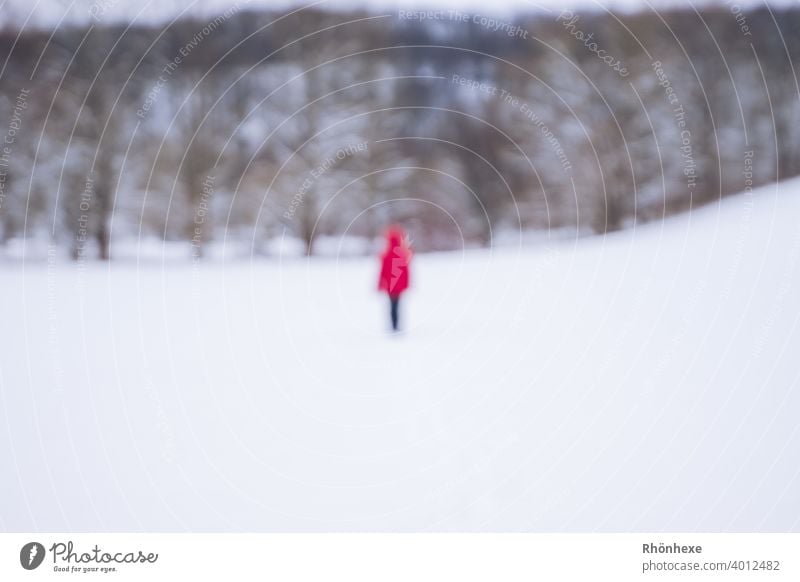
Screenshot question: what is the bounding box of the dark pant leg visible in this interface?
[390,296,400,331]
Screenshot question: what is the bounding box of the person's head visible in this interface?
[385,225,405,247]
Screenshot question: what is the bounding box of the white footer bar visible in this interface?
[1,534,796,581]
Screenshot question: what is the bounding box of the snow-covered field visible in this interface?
[2,179,799,532]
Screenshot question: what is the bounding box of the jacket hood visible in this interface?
[385,226,406,247]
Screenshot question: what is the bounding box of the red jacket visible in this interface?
[378,228,411,297]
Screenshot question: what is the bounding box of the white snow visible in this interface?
[1,178,799,531]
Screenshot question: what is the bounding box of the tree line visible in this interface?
[0,4,798,258]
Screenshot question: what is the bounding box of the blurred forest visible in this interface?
[0,4,798,258]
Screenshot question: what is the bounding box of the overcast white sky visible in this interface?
[0,0,794,28]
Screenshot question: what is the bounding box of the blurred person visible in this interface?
[378,226,412,332]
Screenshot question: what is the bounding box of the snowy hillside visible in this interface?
[1,179,799,532]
